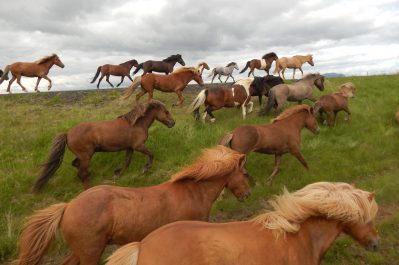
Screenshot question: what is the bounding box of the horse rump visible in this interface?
[0,65,10,84]
[239,61,250,74]
[106,242,141,265]
[219,133,233,147]
[91,66,102,83]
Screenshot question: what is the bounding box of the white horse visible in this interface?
[208,62,239,83]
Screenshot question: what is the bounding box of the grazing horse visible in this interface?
[240,52,279,77]
[123,67,204,106]
[33,100,175,191]
[197,61,210,76]
[90,59,139,89]
[106,182,379,265]
[264,73,325,114]
[133,54,185,75]
[17,146,252,265]
[220,105,319,184]
[208,62,239,83]
[0,54,64,92]
[191,78,253,122]
[274,54,314,80]
[249,75,284,105]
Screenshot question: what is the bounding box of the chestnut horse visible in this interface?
[107,182,379,265]
[220,105,320,184]
[274,54,314,80]
[133,54,185,75]
[249,75,284,105]
[0,54,64,92]
[17,146,252,265]
[90,59,139,89]
[239,52,278,77]
[123,67,204,106]
[33,100,175,191]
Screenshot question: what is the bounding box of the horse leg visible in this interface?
[135,90,147,102]
[106,75,114,88]
[293,68,296,80]
[114,149,133,181]
[6,75,16,93]
[173,90,184,106]
[16,76,28,92]
[71,158,80,168]
[116,76,125,87]
[267,154,282,185]
[205,106,216,122]
[34,77,42,92]
[147,89,154,102]
[97,74,105,89]
[343,106,351,122]
[60,253,80,265]
[258,95,262,105]
[224,75,229,83]
[241,104,247,119]
[290,147,309,170]
[247,101,254,113]
[211,74,216,84]
[77,157,91,189]
[127,75,134,82]
[299,67,304,77]
[135,145,154,174]
[218,74,223,83]
[231,75,235,82]
[42,76,52,90]
[326,111,335,127]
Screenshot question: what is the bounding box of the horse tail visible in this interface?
[0,65,10,84]
[190,89,207,113]
[239,61,250,74]
[133,63,143,75]
[219,133,233,147]
[106,242,141,265]
[207,68,216,77]
[32,133,67,192]
[17,203,67,265]
[273,60,280,75]
[90,66,102,83]
[122,76,142,99]
[264,90,276,114]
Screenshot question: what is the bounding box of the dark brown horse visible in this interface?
[0,54,64,92]
[220,105,320,184]
[249,75,284,105]
[133,54,185,75]
[33,100,175,191]
[240,52,278,77]
[91,59,139,89]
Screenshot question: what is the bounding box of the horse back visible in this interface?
[9,62,45,76]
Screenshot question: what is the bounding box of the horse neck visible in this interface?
[39,59,55,70]
[276,112,307,133]
[121,62,134,70]
[178,72,195,85]
[166,60,178,67]
[134,111,156,129]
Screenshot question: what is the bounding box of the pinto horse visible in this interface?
[274,54,314,80]
[249,75,284,105]
[107,182,379,265]
[0,54,64,92]
[33,100,175,191]
[17,146,252,265]
[220,105,319,184]
[208,62,239,83]
[90,59,139,89]
[240,52,278,77]
[133,54,185,75]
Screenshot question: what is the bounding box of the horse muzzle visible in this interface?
[166,120,176,128]
[238,191,251,202]
[366,238,379,251]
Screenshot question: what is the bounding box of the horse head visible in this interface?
[129,59,139,67]
[224,154,252,202]
[176,54,186,66]
[305,107,320,134]
[314,74,325,91]
[151,101,175,128]
[227,62,239,70]
[307,54,314,66]
[193,69,204,86]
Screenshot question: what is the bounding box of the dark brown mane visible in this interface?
[119,100,166,125]
[226,62,236,67]
[34,54,58,65]
[262,52,278,60]
[163,54,181,62]
[119,59,137,66]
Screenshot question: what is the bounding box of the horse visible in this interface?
[0,69,6,81]
[239,52,279,77]
[106,182,379,265]
[133,54,185,75]
[197,61,210,76]
[0,54,64,93]
[314,82,356,127]
[123,67,204,106]
[274,54,314,80]
[190,78,253,122]
[32,100,175,191]
[264,73,325,114]
[17,146,252,265]
[249,75,284,105]
[208,62,239,83]
[90,59,139,89]
[220,105,319,184]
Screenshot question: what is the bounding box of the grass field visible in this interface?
[0,75,398,264]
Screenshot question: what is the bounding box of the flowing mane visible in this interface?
[170,145,244,182]
[172,67,199,75]
[119,100,165,125]
[336,82,356,96]
[262,52,278,60]
[163,54,181,62]
[226,62,237,67]
[34,54,58,65]
[272,105,311,123]
[252,182,378,237]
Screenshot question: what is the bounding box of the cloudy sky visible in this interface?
[0,0,398,92]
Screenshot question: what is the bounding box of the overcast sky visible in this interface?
[0,0,398,92]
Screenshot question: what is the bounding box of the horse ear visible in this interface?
[368,192,376,202]
[239,154,247,168]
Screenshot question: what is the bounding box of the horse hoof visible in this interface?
[210,118,216,123]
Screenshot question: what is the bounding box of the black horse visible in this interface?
[249,75,284,105]
[133,54,185,75]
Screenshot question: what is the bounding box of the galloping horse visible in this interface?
[208,62,239,83]
[106,182,379,265]
[17,146,252,265]
[249,75,284,105]
[220,105,319,184]
[133,54,185,75]
[123,67,204,106]
[197,61,210,76]
[240,52,278,77]
[0,54,64,92]
[274,54,314,80]
[33,100,175,191]
[264,73,325,114]
[90,59,139,89]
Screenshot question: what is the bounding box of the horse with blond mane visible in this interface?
[106,182,379,265]
[274,54,314,80]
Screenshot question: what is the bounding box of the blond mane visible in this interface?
[335,82,356,97]
[172,67,200,75]
[34,54,58,65]
[119,100,166,125]
[272,105,311,123]
[252,182,378,237]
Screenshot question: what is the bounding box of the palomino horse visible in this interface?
[314,82,356,127]
[240,52,279,77]
[90,59,139,89]
[208,62,239,83]
[106,182,379,265]
[17,146,252,265]
[220,105,319,184]
[190,78,253,122]
[274,54,314,80]
[123,67,204,106]
[0,54,64,92]
[33,100,175,191]
[264,73,325,114]
[133,54,185,75]
[249,75,284,105]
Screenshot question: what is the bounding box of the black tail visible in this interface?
[91,66,101,83]
[264,90,276,114]
[239,61,250,74]
[33,133,67,192]
[133,63,143,74]
[0,65,10,85]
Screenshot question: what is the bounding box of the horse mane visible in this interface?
[172,67,199,75]
[272,105,311,123]
[252,182,378,237]
[163,54,181,62]
[34,54,58,65]
[226,62,237,67]
[337,82,356,94]
[119,100,166,125]
[119,59,137,66]
[262,52,278,60]
[170,145,244,182]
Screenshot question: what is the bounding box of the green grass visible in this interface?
[0,75,399,264]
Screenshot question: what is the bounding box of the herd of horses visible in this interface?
[0,52,382,265]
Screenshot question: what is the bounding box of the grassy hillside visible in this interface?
[0,75,398,264]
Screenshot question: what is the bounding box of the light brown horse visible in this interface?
[106,182,379,265]
[0,54,64,92]
[197,61,210,76]
[274,54,314,80]
[91,59,139,89]
[123,67,204,106]
[17,146,252,265]
[33,100,175,191]
[220,105,320,184]
[239,52,278,77]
